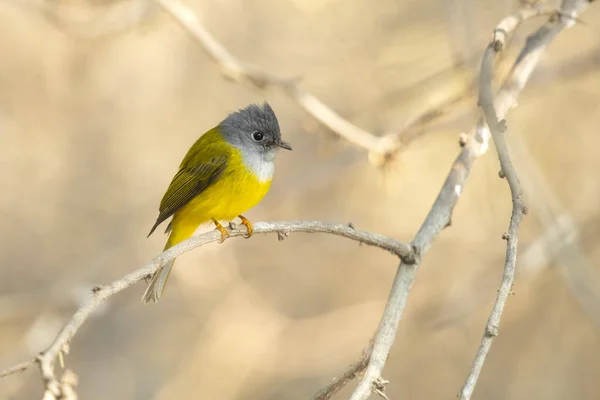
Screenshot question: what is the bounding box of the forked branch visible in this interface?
[156,0,455,165]
[459,0,593,398]
[0,221,410,399]
[316,1,593,399]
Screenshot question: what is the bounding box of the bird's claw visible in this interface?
[238,215,253,238]
[212,219,230,243]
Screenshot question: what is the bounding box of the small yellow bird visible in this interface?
[143,103,291,303]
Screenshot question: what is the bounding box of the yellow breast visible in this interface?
[173,146,273,227]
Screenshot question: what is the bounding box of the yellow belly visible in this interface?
[166,153,272,247]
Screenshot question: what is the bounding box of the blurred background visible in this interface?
[1,0,599,398]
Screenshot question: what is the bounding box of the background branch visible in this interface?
[459,1,592,398]
[312,340,374,400]
[347,110,488,400]
[308,2,597,399]
[1,1,596,399]
[156,0,455,166]
[0,360,35,379]
[510,136,600,327]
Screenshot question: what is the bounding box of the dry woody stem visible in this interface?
[1,0,594,399]
[0,221,409,399]
[156,0,446,165]
[321,1,594,399]
[459,1,592,398]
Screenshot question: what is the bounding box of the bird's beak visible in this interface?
[277,139,292,150]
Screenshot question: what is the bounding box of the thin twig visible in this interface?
[509,133,600,327]
[0,221,410,398]
[156,0,448,165]
[0,360,36,378]
[312,340,374,400]
[459,1,592,399]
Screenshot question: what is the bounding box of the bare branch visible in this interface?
[156,0,448,165]
[0,221,410,398]
[347,128,487,400]
[459,1,592,399]
[0,360,36,379]
[336,2,595,399]
[3,2,594,399]
[312,340,374,400]
[507,125,600,327]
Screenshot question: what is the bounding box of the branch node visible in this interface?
[497,119,507,133]
[372,377,390,400]
[444,216,453,229]
[401,245,419,265]
[492,38,504,52]
[458,132,468,147]
[501,232,510,241]
[247,75,270,89]
[347,222,356,229]
[91,285,103,293]
[498,169,506,179]
[277,230,290,241]
[485,325,499,337]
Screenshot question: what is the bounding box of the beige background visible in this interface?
[1,0,600,399]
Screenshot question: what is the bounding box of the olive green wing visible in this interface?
[148,153,229,237]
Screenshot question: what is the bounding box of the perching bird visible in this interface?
[143,103,292,303]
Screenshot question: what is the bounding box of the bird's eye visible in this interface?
[252,131,264,142]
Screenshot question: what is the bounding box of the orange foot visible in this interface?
[238,215,253,238]
[211,218,230,243]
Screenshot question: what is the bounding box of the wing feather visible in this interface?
[148,142,229,237]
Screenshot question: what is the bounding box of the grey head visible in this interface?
[219,102,292,163]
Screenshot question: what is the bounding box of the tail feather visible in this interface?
[142,224,182,304]
[142,258,175,303]
[142,224,191,304]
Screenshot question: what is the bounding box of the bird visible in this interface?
[142,102,292,303]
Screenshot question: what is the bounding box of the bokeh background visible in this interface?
[1,0,599,399]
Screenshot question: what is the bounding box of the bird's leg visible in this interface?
[211,218,230,243]
[238,215,253,238]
